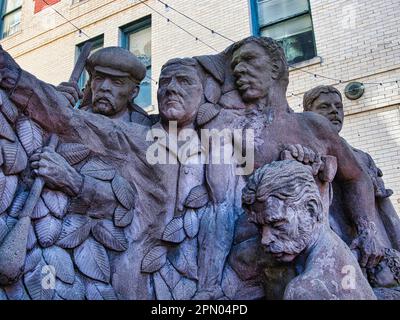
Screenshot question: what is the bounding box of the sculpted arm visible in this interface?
[0,46,144,157]
[328,133,383,267]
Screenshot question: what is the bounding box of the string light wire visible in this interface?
[38,0,399,94]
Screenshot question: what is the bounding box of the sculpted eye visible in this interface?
[113,79,124,86]
[272,220,286,228]
[247,215,261,227]
[178,77,191,85]
[159,78,170,86]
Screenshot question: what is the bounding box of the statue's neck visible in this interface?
[295,224,327,274]
[161,119,196,135]
[109,109,131,122]
[246,85,290,113]
[266,84,290,110]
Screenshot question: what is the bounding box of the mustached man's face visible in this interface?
[309,92,344,133]
[157,65,203,127]
[91,71,135,117]
[248,196,315,263]
[231,42,273,102]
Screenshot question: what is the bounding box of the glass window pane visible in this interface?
[261,14,312,39]
[135,67,152,109]
[257,0,309,26]
[261,15,315,64]
[2,9,21,38]
[4,0,23,14]
[128,27,151,68]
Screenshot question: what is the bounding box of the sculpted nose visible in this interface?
[166,78,179,95]
[329,104,338,114]
[233,62,246,77]
[99,78,112,92]
[261,227,274,247]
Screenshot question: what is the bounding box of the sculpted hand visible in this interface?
[0,45,21,89]
[30,147,83,196]
[282,144,323,175]
[56,81,83,108]
[350,225,384,268]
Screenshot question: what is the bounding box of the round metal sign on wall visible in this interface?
[344,82,365,100]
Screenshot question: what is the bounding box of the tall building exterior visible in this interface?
[1,0,399,211]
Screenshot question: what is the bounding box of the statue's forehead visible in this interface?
[314,92,342,104]
[232,42,266,59]
[160,64,198,77]
[253,196,286,220]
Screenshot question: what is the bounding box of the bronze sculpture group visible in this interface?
[0,35,399,300]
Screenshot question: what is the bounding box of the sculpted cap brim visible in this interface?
[94,66,131,78]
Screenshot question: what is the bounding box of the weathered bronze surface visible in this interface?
[0,37,398,300]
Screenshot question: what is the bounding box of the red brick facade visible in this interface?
[34,0,61,14]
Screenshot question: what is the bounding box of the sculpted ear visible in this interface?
[271,60,281,81]
[306,198,323,222]
[131,85,140,100]
[271,56,286,81]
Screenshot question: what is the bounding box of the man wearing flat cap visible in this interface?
[23,47,159,229]
[59,46,158,125]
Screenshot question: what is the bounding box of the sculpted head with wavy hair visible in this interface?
[230,36,289,108]
[303,85,344,133]
[242,160,324,262]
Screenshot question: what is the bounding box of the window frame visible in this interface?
[119,15,152,111]
[76,34,104,90]
[0,0,23,39]
[250,0,317,64]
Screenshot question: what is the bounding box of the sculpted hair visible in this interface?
[242,160,323,221]
[230,36,289,90]
[160,57,208,108]
[303,85,342,111]
[161,57,207,85]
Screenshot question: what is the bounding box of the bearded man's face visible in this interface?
[248,196,316,262]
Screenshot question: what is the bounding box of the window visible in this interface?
[120,17,152,110]
[252,0,316,65]
[1,0,23,39]
[76,35,104,90]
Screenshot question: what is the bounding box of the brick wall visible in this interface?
[287,0,400,212]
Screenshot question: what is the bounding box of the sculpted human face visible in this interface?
[91,71,135,117]
[249,196,315,262]
[157,65,203,127]
[231,42,273,102]
[309,92,344,133]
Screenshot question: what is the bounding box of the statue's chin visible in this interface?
[93,103,115,116]
[240,89,265,103]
